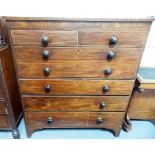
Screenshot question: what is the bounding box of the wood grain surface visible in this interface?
[128,89,155,120]
[25,111,124,136]
[22,95,129,112]
[79,31,149,47]
[13,47,142,62]
[11,30,78,46]
[19,79,134,95]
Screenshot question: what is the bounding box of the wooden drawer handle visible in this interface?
[99,101,106,108]
[103,85,109,92]
[104,68,112,75]
[42,50,49,60]
[42,35,48,46]
[109,36,118,45]
[43,67,51,76]
[47,117,53,125]
[44,85,51,93]
[96,117,104,124]
[107,51,115,60]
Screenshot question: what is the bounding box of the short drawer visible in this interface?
[79,31,149,47]
[19,79,134,95]
[25,111,124,130]
[11,30,78,46]
[22,96,130,112]
[0,100,7,114]
[0,114,11,129]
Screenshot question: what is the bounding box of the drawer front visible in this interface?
[0,100,7,114]
[19,79,134,95]
[128,89,155,119]
[79,31,149,47]
[11,30,78,46]
[13,47,142,62]
[25,112,124,129]
[0,114,11,129]
[0,87,4,98]
[16,61,138,79]
[22,96,129,112]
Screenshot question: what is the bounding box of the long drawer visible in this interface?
[13,47,142,62]
[22,96,130,112]
[16,60,140,79]
[0,114,11,129]
[0,100,7,114]
[25,111,124,129]
[19,79,134,95]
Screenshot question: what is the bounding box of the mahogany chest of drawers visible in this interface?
[4,17,152,137]
[0,46,22,138]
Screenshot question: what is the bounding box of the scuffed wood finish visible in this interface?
[128,89,155,120]
[79,31,149,47]
[22,96,129,112]
[14,47,142,62]
[19,79,134,95]
[0,100,6,114]
[0,114,11,129]
[25,111,124,136]
[11,30,78,46]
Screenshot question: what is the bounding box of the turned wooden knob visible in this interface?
[109,36,118,45]
[42,50,49,60]
[47,117,53,125]
[99,101,106,108]
[43,67,51,76]
[44,85,51,93]
[103,85,109,92]
[107,51,115,60]
[96,117,104,124]
[42,35,48,46]
[104,68,112,75]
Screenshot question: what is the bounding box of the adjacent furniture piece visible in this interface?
[124,68,155,131]
[4,17,153,137]
[0,46,22,138]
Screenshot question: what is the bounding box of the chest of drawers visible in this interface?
[0,46,22,138]
[4,17,152,137]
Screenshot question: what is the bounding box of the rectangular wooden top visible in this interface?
[3,16,154,22]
